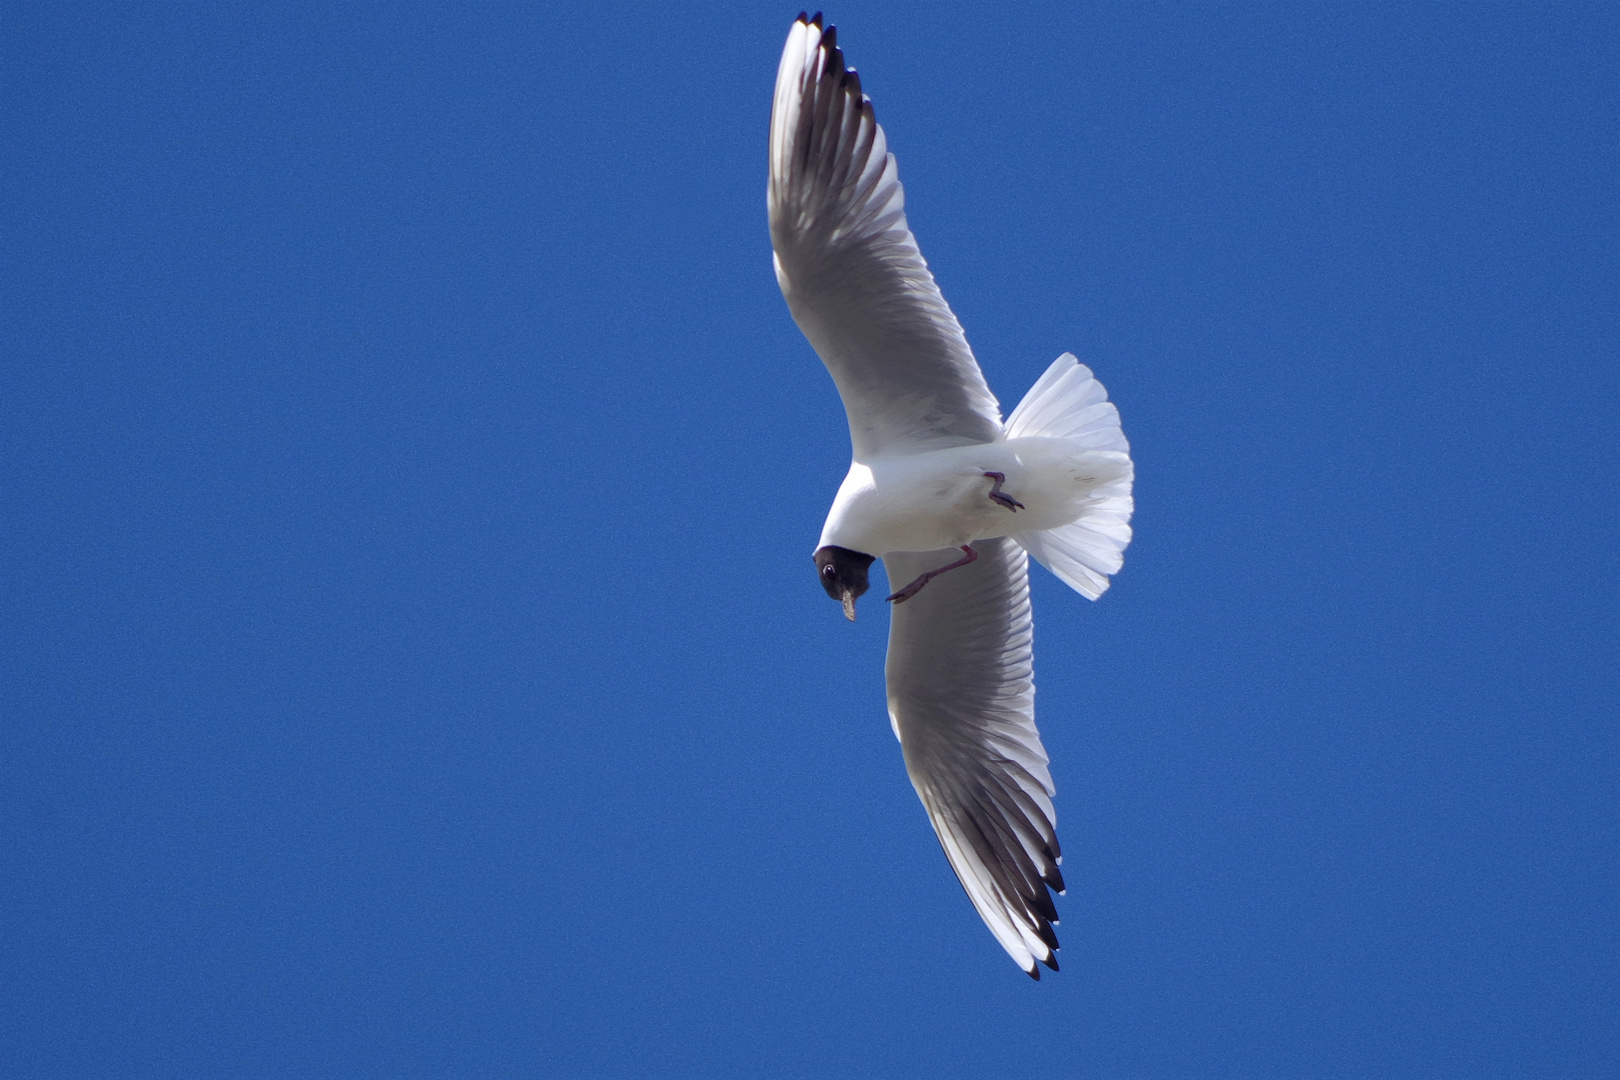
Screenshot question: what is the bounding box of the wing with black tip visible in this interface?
[769,14,1002,459]
[882,537,1064,977]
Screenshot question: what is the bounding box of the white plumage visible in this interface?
[770,14,1134,977]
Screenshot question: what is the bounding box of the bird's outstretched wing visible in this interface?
[883,537,1063,977]
[770,14,1002,459]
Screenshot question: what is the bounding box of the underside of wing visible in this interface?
[883,537,1064,977]
[770,14,1001,458]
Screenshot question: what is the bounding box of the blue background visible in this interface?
[3,3,1615,1076]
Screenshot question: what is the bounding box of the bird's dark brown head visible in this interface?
[814,545,875,621]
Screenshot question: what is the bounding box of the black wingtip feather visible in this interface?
[795,12,866,109]
[1043,952,1060,973]
[1026,964,1041,981]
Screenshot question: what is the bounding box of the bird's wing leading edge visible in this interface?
[769,14,1002,459]
[883,537,1063,977]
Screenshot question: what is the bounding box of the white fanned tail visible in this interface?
[1005,354,1135,600]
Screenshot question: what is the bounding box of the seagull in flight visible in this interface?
[770,13,1135,978]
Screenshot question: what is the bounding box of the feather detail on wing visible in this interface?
[883,537,1063,977]
[770,14,1002,458]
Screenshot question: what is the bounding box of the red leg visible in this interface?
[886,545,979,604]
[984,472,1024,511]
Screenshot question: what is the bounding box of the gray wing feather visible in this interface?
[770,16,1002,458]
[883,537,1064,977]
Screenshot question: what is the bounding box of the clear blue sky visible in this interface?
[3,3,1615,1077]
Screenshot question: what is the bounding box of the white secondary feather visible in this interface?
[769,15,1134,978]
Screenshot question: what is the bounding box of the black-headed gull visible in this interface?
[769,14,1134,978]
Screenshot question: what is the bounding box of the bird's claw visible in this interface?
[884,545,979,604]
[983,472,1023,512]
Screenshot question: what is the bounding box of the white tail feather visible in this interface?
[1006,354,1134,599]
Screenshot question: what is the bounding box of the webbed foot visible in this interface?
[984,472,1024,512]
[886,545,979,603]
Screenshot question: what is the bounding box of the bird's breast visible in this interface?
[819,446,1022,556]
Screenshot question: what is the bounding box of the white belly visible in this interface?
[817,438,1128,556]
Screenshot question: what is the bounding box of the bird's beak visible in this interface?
[841,590,857,622]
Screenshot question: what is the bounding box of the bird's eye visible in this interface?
[823,565,836,577]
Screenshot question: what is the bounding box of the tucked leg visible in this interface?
[886,545,979,604]
[984,471,1024,512]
